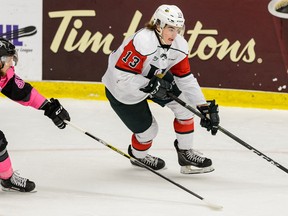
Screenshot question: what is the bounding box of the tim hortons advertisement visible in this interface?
[43,0,288,93]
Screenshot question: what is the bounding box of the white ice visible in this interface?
[0,97,287,216]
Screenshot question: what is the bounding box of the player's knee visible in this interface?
[135,117,158,143]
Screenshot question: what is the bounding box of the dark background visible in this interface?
[43,0,288,93]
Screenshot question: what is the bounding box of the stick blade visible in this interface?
[202,198,223,210]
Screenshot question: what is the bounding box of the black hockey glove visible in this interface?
[42,98,70,129]
[197,100,220,135]
[140,76,172,100]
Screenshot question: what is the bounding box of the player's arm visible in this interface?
[115,40,151,91]
[1,68,46,108]
[170,56,206,104]
[170,56,220,135]
[1,68,70,129]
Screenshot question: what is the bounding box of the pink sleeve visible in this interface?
[1,67,47,109]
[17,88,47,109]
[0,67,15,89]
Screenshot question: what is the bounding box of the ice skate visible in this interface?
[128,145,166,170]
[174,140,214,174]
[1,172,36,192]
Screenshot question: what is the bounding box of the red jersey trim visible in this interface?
[115,40,147,74]
[170,56,191,77]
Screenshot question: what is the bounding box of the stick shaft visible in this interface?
[167,92,288,174]
[64,120,223,209]
[218,126,288,173]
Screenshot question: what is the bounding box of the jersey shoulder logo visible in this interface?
[14,75,25,89]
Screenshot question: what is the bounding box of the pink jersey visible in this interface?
[0,66,46,109]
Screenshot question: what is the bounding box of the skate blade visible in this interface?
[1,187,37,193]
[180,165,214,174]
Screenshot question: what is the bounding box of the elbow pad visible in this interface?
[1,75,33,101]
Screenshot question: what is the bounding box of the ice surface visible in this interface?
[0,98,287,216]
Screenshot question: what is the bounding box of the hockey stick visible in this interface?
[64,120,223,210]
[0,26,37,40]
[167,92,288,174]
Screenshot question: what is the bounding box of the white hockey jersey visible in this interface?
[102,28,206,106]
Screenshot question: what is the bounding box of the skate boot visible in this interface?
[1,172,36,192]
[128,145,165,170]
[174,140,214,174]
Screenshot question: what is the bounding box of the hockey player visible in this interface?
[0,37,70,192]
[102,5,220,174]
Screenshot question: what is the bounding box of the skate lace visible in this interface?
[10,172,27,188]
[186,150,205,163]
[141,154,158,167]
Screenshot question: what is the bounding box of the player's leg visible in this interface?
[105,88,165,170]
[166,95,214,174]
[0,130,35,192]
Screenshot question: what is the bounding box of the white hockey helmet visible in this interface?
[152,5,185,29]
